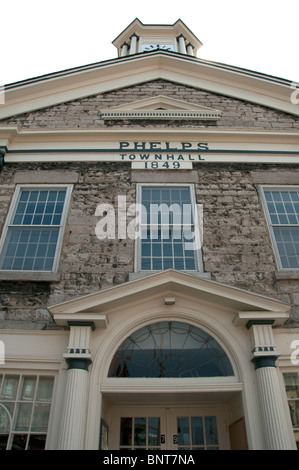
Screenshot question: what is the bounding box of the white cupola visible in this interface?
[112,18,203,58]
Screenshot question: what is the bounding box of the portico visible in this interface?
[48,270,295,450]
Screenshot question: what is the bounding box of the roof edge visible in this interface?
[1,52,298,120]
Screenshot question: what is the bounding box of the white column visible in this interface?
[254,357,293,449]
[186,43,194,56]
[59,361,91,449]
[177,34,187,54]
[58,324,93,450]
[129,34,139,54]
[121,42,129,57]
[248,322,295,449]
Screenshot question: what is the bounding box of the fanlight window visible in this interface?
[108,322,234,378]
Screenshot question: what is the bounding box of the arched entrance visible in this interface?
[51,270,292,449]
[100,320,245,450]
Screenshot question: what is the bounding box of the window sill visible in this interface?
[129,271,211,282]
[274,270,299,281]
[0,271,61,282]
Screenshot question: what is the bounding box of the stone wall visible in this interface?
[1,161,299,329]
[0,80,298,329]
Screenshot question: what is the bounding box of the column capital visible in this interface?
[129,33,139,40]
[246,320,278,358]
[242,319,282,365]
[63,323,93,367]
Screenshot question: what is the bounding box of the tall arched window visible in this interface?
[108,321,234,378]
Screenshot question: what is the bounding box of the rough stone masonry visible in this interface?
[0,80,299,330]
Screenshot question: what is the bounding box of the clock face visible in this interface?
[142,44,174,52]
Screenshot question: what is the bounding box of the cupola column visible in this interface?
[129,33,139,54]
[247,321,295,449]
[58,323,93,450]
[120,42,129,57]
[177,34,187,54]
[186,43,194,56]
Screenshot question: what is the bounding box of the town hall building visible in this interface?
[0,19,298,451]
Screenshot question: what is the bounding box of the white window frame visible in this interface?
[260,185,299,270]
[135,183,203,273]
[0,372,55,450]
[0,184,72,273]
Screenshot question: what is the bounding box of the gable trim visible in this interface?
[1,53,298,119]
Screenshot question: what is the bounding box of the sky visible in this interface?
[2,0,299,86]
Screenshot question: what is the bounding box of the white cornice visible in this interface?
[1,126,299,165]
[1,125,298,143]
[0,53,298,120]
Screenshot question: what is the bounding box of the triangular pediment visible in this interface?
[49,270,290,328]
[100,95,222,120]
[1,53,298,119]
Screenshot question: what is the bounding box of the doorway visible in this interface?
[109,404,230,450]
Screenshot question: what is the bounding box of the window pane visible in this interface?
[140,186,198,272]
[15,403,33,431]
[28,435,47,450]
[177,417,190,445]
[11,434,27,450]
[108,321,234,378]
[205,416,218,445]
[120,418,132,446]
[191,417,204,445]
[273,227,299,269]
[288,401,299,428]
[0,435,8,450]
[1,376,19,400]
[284,373,299,399]
[264,189,299,268]
[36,377,54,402]
[0,187,68,272]
[0,374,54,450]
[148,418,160,446]
[12,189,66,227]
[21,377,36,401]
[0,228,59,271]
[31,404,51,432]
[0,406,11,434]
[134,418,146,446]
